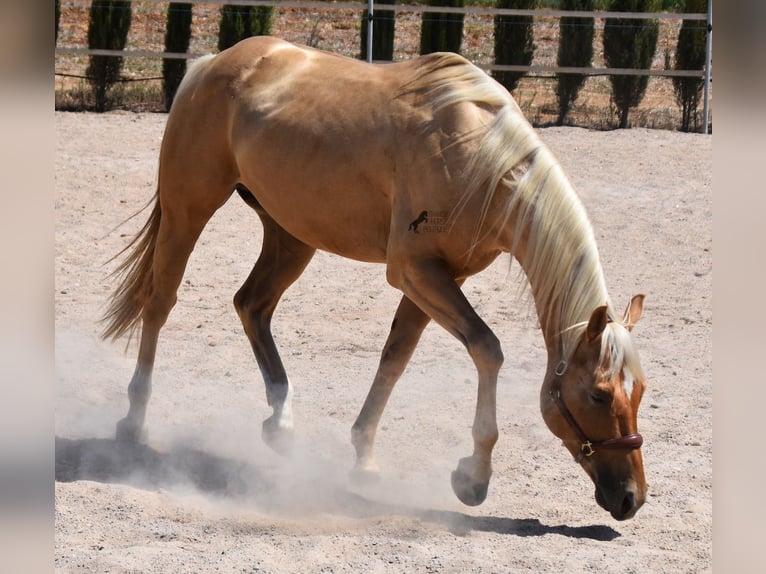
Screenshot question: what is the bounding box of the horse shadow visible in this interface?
[54,435,620,541]
[55,435,253,497]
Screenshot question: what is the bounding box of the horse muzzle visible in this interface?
[595,479,645,521]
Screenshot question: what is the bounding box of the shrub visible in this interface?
[420,1,464,55]
[555,0,594,125]
[493,0,537,93]
[162,3,193,111]
[672,0,708,131]
[361,0,396,61]
[55,0,61,43]
[603,0,660,128]
[86,1,132,112]
[218,4,273,52]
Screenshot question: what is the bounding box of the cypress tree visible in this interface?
[361,0,396,61]
[163,3,193,111]
[250,6,273,37]
[420,1,464,55]
[218,4,273,52]
[493,0,537,93]
[56,0,61,44]
[555,0,594,125]
[603,0,660,128]
[672,0,707,131]
[86,1,132,112]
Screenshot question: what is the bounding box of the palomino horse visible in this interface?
[103,37,648,520]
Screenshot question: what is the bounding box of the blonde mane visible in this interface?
[405,54,625,364]
[599,321,645,385]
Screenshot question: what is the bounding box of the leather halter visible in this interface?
[550,360,643,464]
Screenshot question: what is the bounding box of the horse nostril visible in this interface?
[620,491,636,517]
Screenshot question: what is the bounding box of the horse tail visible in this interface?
[100,194,162,343]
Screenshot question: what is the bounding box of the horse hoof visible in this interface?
[349,465,381,486]
[450,469,489,507]
[262,419,294,455]
[115,417,147,444]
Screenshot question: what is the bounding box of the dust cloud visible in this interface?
[55,329,459,525]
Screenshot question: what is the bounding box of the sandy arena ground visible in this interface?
[54,110,711,573]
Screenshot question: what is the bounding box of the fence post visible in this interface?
[702,0,712,134]
[367,0,374,63]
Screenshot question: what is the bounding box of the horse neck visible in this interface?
[507,147,611,362]
[420,71,612,359]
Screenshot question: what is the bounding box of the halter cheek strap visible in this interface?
[550,361,643,464]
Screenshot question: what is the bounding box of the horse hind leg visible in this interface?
[232,198,315,454]
[108,175,234,443]
[114,208,214,442]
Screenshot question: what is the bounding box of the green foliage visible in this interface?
[528,0,682,7]
[361,0,396,61]
[163,3,192,111]
[86,1,132,112]
[493,0,537,93]
[555,0,594,124]
[603,0,660,128]
[672,0,708,131]
[661,0,685,10]
[218,5,273,52]
[419,1,465,55]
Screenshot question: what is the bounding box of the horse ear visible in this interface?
[622,294,645,331]
[586,305,610,342]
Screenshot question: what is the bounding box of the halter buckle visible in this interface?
[581,441,596,457]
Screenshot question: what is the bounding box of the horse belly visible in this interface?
[259,185,391,263]
[235,128,393,263]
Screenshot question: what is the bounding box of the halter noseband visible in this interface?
[550,360,643,464]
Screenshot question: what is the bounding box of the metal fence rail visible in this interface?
[54,1,711,70]
[55,1,712,130]
[73,0,706,20]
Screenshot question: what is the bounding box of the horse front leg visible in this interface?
[351,295,431,480]
[450,356,501,506]
[393,259,502,506]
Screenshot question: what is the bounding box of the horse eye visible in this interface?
[590,392,610,405]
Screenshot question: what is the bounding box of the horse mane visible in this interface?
[599,321,645,386]
[404,53,627,365]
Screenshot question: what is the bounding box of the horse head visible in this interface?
[541,295,647,520]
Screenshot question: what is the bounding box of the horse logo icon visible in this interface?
[408,210,428,233]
